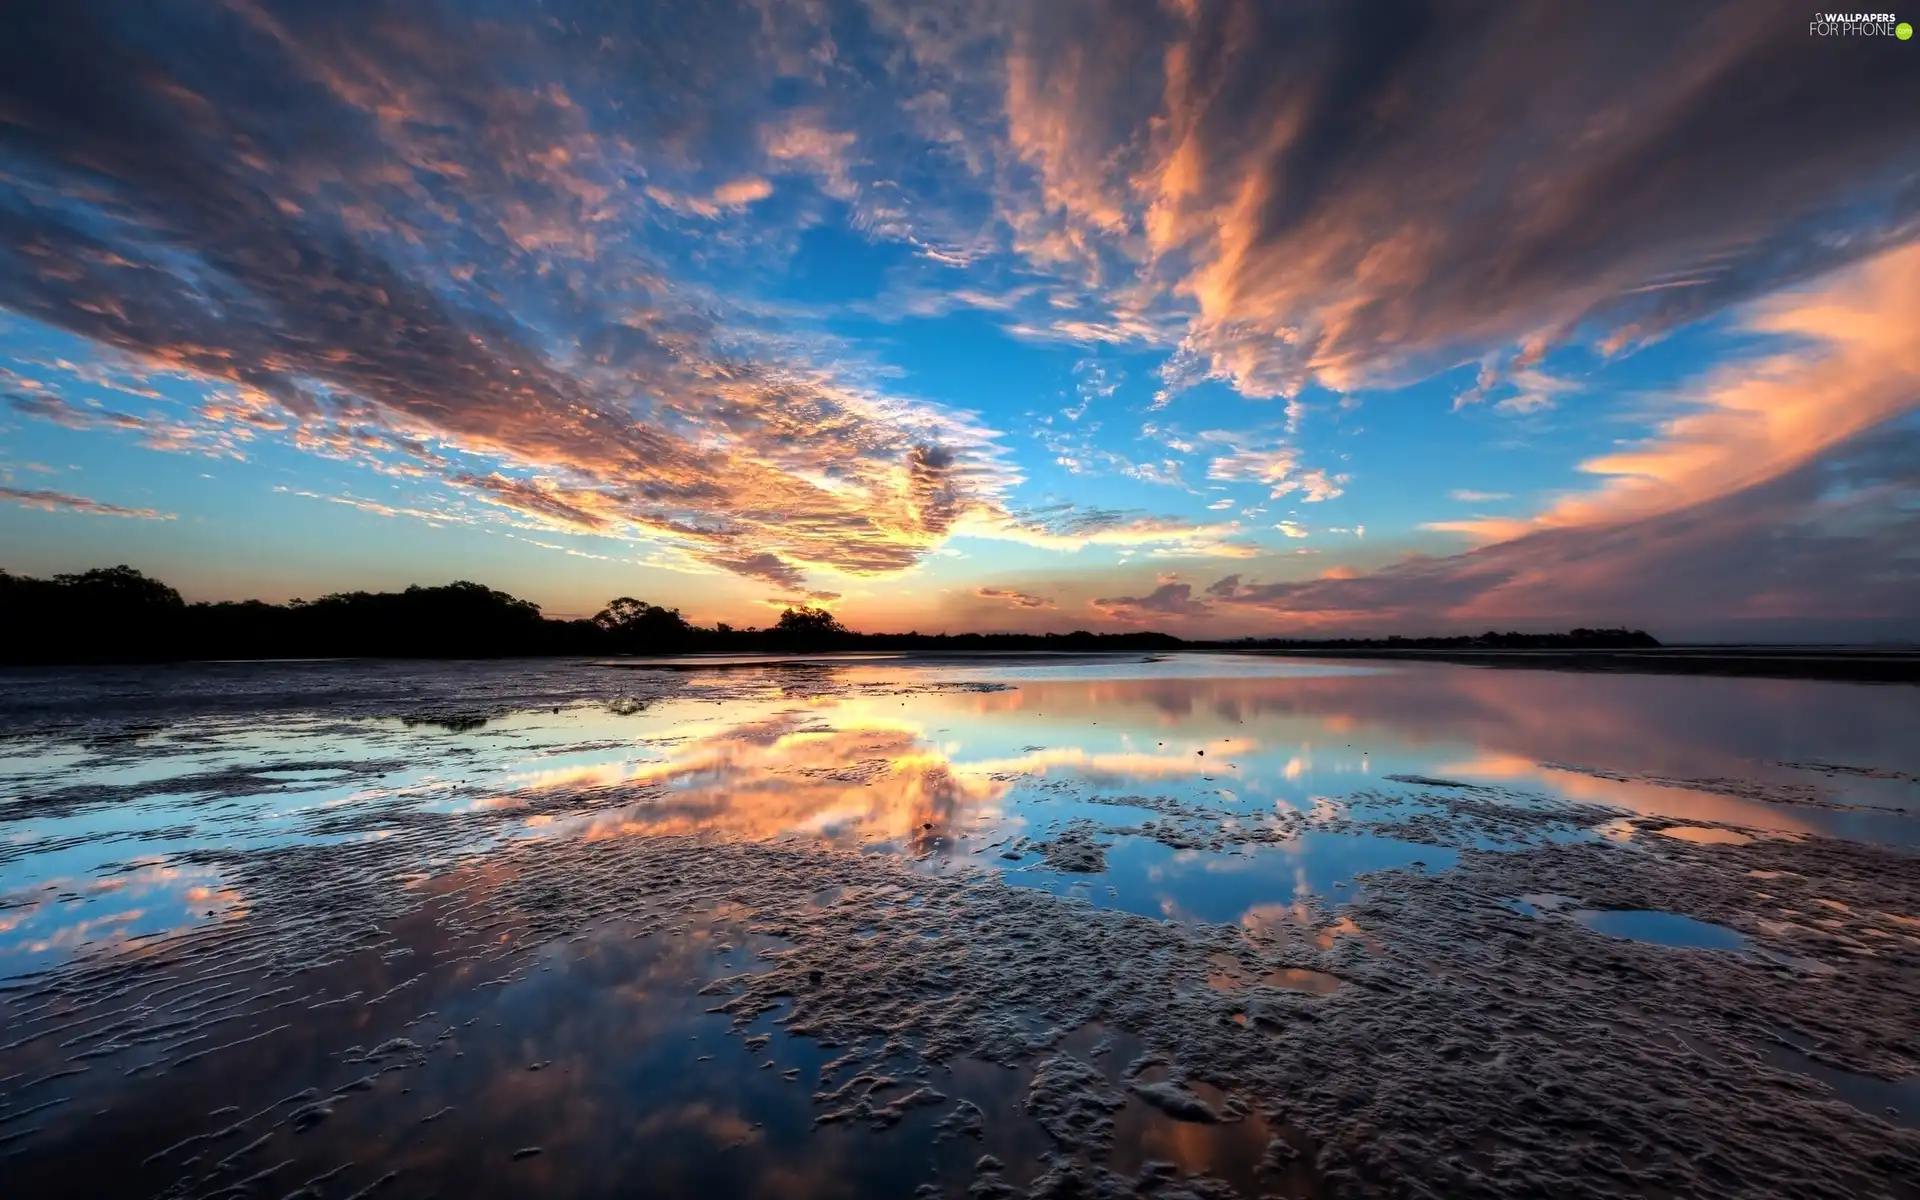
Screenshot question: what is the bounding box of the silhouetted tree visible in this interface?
[1,565,186,662]
[55,565,186,611]
[284,581,549,657]
[772,606,848,650]
[592,596,691,652]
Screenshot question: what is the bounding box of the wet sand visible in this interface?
[1,656,1916,1198]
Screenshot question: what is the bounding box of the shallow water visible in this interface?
[5,655,1913,978]
[1,655,1917,1198]
[1569,908,1751,951]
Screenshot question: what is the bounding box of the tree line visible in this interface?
[0,566,1181,663]
[0,565,1656,666]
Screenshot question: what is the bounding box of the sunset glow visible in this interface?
[2,3,1915,639]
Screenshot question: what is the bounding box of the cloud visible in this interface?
[1204,244,1920,636]
[1205,442,1300,495]
[1210,423,1920,637]
[1139,422,1195,455]
[960,504,1253,557]
[0,485,172,519]
[984,0,1920,400]
[311,492,471,526]
[1062,357,1123,422]
[1429,243,1920,543]
[7,388,235,456]
[8,390,149,433]
[1031,412,1195,491]
[1122,459,1187,488]
[0,1,1022,590]
[1449,489,1510,503]
[703,552,810,590]
[2,0,1914,637]
[1288,468,1347,503]
[761,112,860,195]
[761,588,844,610]
[643,176,776,218]
[975,585,1054,609]
[1199,431,1347,503]
[1091,581,1209,621]
[1494,368,1581,415]
[1451,364,1582,415]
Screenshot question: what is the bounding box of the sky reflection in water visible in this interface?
[4,656,1919,1198]
[3,655,1917,975]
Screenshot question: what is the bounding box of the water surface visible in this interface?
[2,655,1916,1198]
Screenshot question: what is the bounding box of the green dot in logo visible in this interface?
[1899,20,1914,39]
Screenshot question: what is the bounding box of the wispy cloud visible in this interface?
[0,485,172,520]
[1205,442,1301,495]
[975,586,1053,610]
[959,504,1253,558]
[978,0,1920,400]
[1214,244,1920,634]
[1429,244,1920,544]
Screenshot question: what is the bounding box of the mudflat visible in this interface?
[2,655,1916,1198]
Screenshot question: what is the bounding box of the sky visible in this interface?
[1,0,1917,641]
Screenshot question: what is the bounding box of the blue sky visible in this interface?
[1,1,1917,639]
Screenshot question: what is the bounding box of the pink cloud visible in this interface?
[0,485,172,520]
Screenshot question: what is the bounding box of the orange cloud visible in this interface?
[1185,243,1920,635]
[1433,243,1920,542]
[975,585,1054,609]
[980,1,1920,400]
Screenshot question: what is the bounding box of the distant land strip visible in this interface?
[1230,645,1920,684]
[2,565,1912,683]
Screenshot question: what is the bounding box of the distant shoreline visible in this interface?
[5,645,1915,685]
[1226,645,1920,684]
[6,565,1914,683]
[568,644,1920,685]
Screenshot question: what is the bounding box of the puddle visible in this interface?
[1005,830,1455,925]
[1764,1043,1920,1129]
[1506,895,1752,951]
[1656,826,1756,846]
[1570,908,1750,951]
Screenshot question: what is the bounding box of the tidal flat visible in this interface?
[1,655,1917,1198]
